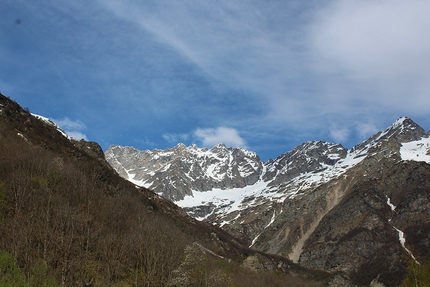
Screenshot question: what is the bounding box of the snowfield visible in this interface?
[400,137,430,163]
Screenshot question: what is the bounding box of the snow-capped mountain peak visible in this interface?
[350,117,426,157]
[263,141,347,184]
[105,143,263,200]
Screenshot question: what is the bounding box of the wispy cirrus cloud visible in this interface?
[99,0,430,145]
[98,1,309,106]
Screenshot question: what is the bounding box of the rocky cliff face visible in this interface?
[263,141,347,185]
[106,143,263,200]
[106,117,430,286]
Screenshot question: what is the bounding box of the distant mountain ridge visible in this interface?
[106,140,349,200]
[106,117,429,202]
[106,116,430,286]
[106,143,263,200]
[105,117,430,224]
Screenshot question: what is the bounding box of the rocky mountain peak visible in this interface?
[212,143,227,149]
[263,140,347,183]
[352,117,426,155]
[379,117,427,158]
[172,142,187,150]
[105,143,264,200]
[107,117,428,202]
[381,116,425,141]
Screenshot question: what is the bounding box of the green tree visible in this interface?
[0,251,27,287]
[400,260,430,287]
[29,260,58,287]
[167,243,232,287]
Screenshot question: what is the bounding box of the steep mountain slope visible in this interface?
[0,93,330,286]
[299,149,430,285]
[107,116,430,286]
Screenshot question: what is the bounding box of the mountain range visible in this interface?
[106,116,430,286]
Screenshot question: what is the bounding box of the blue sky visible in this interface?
[1,0,430,161]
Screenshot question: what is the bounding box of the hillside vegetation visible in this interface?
[0,94,328,286]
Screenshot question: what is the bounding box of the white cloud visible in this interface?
[135,137,156,147]
[54,118,85,130]
[330,127,349,143]
[309,0,430,113]
[194,127,246,148]
[66,131,87,141]
[101,0,430,136]
[53,117,87,140]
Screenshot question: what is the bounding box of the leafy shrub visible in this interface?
[399,260,430,287]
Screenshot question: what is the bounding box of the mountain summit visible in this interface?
[352,116,426,153]
[106,142,263,200]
